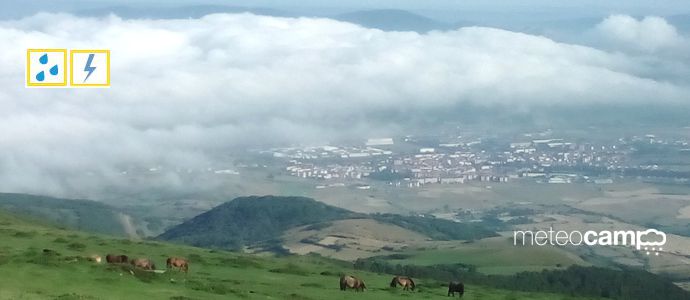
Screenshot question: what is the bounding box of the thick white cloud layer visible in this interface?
[0,13,689,198]
[595,15,690,59]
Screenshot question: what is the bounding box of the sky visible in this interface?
[4,0,690,21]
[0,2,689,199]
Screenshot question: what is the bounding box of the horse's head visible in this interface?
[390,277,397,287]
[360,280,367,290]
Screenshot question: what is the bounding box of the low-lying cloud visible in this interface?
[596,15,689,54]
[0,13,689,199]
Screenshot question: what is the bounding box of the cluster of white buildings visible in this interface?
[388,152,512,187]
[271,145,392,160]
[286,162,373,180]
[270,133,690,188]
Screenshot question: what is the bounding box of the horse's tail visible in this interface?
[166,258,172,268]
[390,277,398,287]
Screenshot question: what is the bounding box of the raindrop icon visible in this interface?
[36,71,45,82]
[39,53,48,64]
[50,65,59,75]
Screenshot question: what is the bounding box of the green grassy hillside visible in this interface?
[0,193,128,236]
[0,210,600,300]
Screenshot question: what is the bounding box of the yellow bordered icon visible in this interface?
[70,49,110,87]
[26,49,68,87]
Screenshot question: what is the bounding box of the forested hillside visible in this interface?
[158,196,361,249]
[158,196,499,250]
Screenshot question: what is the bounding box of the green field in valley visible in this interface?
[379,237,587,275]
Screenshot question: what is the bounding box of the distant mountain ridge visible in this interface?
[333,9,465,32]
[75,5,293,19]
[158,195,497,250]
[74,6,472,33]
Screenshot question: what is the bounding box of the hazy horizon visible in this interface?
[1,1,690,198]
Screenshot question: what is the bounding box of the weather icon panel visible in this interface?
[26,49,67,87]
[70,49,110,87]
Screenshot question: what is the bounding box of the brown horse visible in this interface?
[448,281,464,297]
[166,257,189,273]
[130,258,156,270]
[340,275,366,292]
[390,276,416,291]
[105,254,128,264]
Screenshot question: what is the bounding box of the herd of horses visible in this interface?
[86,252,464,296]
[102,254,189,273]
[340,275,465,297]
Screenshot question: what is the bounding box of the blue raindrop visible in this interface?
[36,71,45,82]
[49,65,59,75]
[39,53,48,64]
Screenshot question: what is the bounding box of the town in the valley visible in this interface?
[259,131,690,189]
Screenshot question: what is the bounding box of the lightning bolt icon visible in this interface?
[83,53,96,82]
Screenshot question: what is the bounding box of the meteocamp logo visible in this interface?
[514,227,667,255]
[26,49,110,88]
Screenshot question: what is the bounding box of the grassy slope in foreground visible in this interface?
[0,210,599,300]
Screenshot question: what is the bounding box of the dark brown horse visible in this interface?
[340,275,366,292]
[448,281,464,297]
[105,254,128,264]
[390,276,416,291]
[130,258,156,270]
[166,257,189,273]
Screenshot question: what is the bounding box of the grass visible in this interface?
[377,238,587,275]
[0,210,600,300]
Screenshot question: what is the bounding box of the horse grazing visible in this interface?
[340,275,366,292]
[130,258,156,270]
[166,257,189,273]
[105,254,128,264]
[448,281,464,297]
[390,276,416,291]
